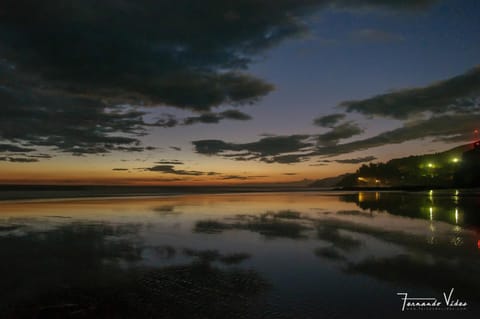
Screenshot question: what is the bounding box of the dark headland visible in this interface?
[311,141,480,190]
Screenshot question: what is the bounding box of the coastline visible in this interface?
[0,185,333,202]
[0,184,479,202]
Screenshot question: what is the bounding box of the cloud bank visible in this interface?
[341,67,480,119]
[0,0,439,159]
[194,66,480,164]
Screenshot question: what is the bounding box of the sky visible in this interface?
[0,0,479,185]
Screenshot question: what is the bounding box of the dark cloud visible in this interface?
[220,175,268,180]
[334,156,376,164]
[112,168,129,171]
[341,66,480,119]
[0,0,439,159]
[220,175,250,180]
[0,157,39,163]
[183,114,221,125]
[192,111,479,163]
[1,1,283,110]
[193,135,314,163]
[0,81,153,155]
[182,110,252,126]
[191,122,363,164]
[153,115,179,128]
[313,114,480,157]
[283,172,298,175]
[0,144,35,153]
[0,147,52,163]
[220,110,253,121]
[27,154,53,159]
[170,146,182,151]
[313,113,346,127]
[350,29,404,43]
[264,154,310,164]
[156,160,184,165]
[330,0,437,10]
[146,164,220,176]
[129,177,185,182]
[146,165,205,176]
[317,121,364,146]
[144,164,266,180]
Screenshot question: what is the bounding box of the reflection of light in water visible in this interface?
[429,190,434,203]
[375,192,380,201]
[451,236,463,246]
[429,206,435,237]
[453,190,459,204]
[451,207,462,244]
[478,240,480,249]
[358,192,364,203]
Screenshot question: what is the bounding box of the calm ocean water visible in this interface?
[1,191,479,318]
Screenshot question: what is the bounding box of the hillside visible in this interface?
[311,143,477,188]
[309,174,352,188]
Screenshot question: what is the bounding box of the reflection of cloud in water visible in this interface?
[2,194,480,316]
[0,224,25,232]
[151,205,183,216]
[44,215,73,219]
[149,245,176,259]
[315,246,346,261]
[194,211,311,239]
[266,210,303,219]
[194,220,230,234]
[198,209,480,302]
[316,218,478,259]
[312,218,480,300]
[183,248,251,265]
[0,220,268,318]
[316,224,362,251]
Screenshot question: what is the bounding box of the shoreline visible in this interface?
[0,185,331,202]
[0,184,479,202]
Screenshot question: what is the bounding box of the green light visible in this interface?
[427,163,435,168]
[452,157,460,163]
